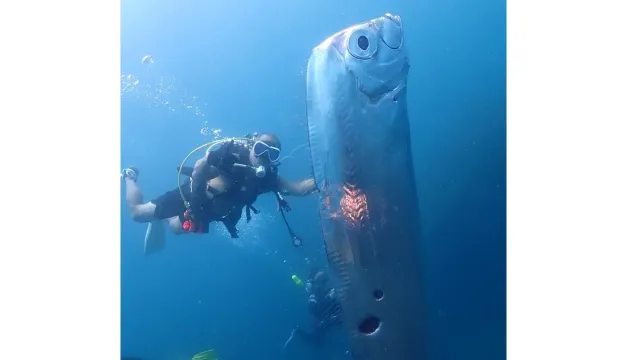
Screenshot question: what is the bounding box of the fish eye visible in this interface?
[357,36,369,50]
[347,29,377,60]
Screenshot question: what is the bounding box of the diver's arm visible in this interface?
[276,177,317,196]
[191,152,222,199]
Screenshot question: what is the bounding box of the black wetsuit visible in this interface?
[150,141,279,236]
[298,288,343,344]
[149,183,206,221]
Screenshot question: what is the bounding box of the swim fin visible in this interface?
[144,220,166,255]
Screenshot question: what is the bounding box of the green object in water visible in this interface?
[192,349,218,360]
[291,274,303,286]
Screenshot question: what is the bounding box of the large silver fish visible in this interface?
[306,13,428,360]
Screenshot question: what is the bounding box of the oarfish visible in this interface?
[306,13,429,360]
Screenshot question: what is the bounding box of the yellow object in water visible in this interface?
[192,349,218,360]
[291,274,303,286]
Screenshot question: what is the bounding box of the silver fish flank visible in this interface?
[306,13,429,360]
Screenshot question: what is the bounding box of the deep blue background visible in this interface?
[121,0,505,359]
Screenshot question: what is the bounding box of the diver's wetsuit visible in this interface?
[150,183,208,221]
[151,140,280,236]
[203,141,280,236]
[148,142,232,226]
[294,288,343,345]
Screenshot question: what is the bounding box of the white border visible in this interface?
[509,0,640,358]
[1,0,639,358]
[0,0,120,358]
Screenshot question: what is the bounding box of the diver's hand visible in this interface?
[205,140,237,171]
[277,198,291,212]
[218,141,238,170]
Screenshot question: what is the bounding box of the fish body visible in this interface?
[306,13,428,360]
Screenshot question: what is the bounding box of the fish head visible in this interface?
[305,13,410,197]
[328,13,409,101]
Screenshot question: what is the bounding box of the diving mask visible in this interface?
[253,141,281,162]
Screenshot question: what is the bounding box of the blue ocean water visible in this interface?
[120,0,505,359]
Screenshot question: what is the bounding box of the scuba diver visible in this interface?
[121,133,316,247]
[284,267,343,349]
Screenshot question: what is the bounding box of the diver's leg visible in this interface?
[166,216,188,235]
[142,190,191,254]
[122,167,158,222]
[122,168,192,225]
